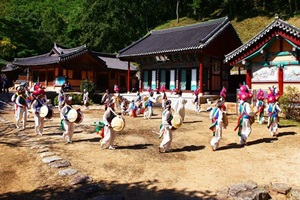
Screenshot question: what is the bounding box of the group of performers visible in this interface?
[209,84,282,151]
[11,82,86,144]
[10,81,283,152]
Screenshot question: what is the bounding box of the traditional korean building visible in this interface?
[224,16,300,93]
[10,43,137,92]
[118,17,242,95]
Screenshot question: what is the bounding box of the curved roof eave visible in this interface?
[224,17,300,64]
[118,45,204,58]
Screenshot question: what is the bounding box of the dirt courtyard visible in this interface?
[0,97,299,199]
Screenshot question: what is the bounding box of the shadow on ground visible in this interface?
[0,179,218,200]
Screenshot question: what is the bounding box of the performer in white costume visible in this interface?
[234,84,254,146]
[100,99,117,150]
[173,90,187,121]
[209,101,226,151]
[61,96,75,143]
[159,100,173,153]
[15,87,28,130]
[144,91,157,119]
[31,91,47,135]
[266,86,282,137]
[83,89,89,110]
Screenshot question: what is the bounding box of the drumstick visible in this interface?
[108,107,120,117]
[151,130,160,135]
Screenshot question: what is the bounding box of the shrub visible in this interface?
[279,86,300,121]
[80,79,95,98]
[53,95,58,106]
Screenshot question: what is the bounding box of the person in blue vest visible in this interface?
[61,96,75,143]
[31,90,47,135]
[159,100,173,153]
[209,100,226,151]
[144,91,156,119]
[15,86,28,130]
[266,87,282,137]
[234,84,255,146]
[58,89,65,115]
[83,88,89,110]
[3,77,9,93]
[255,89,266,124]
[100,98,117,150]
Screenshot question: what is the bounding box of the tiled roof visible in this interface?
[13,53,60,66]
[224,17,300,63]
[97,54,137,71]
[12,43,104,67]
[1,63,19,72]
[93,51,137,71]
[118,17,231,58]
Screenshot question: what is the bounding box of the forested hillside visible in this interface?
[1,0,300,62]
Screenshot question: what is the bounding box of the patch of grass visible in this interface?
[279,118,300,127]
[154,16,300,44]
[154,17,198,30]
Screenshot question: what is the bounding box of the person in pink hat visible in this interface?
[266,87,282,137]
[255,89,266,124]
[234,84,255,146]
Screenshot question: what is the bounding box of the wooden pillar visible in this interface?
[278,37,283,94]
[127,62,130,93]
[156,69,160,91]
[246,69,252,89]
[140,70,143,92]
[198,55,203,94]
[45,68,48,87]
[176,68,179,90]
[278,68,283,95]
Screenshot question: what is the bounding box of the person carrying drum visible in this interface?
[159,100,173,153]
[61,96,75,143]
[209,100,226,151]
[100,99,117,150]
[173,90,187,122]
[83,88,89,110]
[15,87,28,130]
[31,90,47,135]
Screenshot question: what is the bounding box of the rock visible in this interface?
[216,187,229,199]
[271,183,292,195]
[39,152,55,158]
[237,188,271,200]
[92,194,124,200]
[228,182,249,196]
[58,168,78,176]
[38,145,48,149]
[42,156,62,164]
[37,148,49,153]
[290,188,300,200]
[70,174,92,185]
[77,184,104,195]
[49,160,71,168]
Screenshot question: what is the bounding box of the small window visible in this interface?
[111,71,116,80]
[58,68,63,76]
[73,69,81,79]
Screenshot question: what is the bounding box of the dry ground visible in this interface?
[0,99,299,199]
